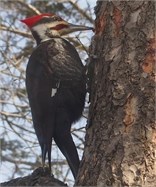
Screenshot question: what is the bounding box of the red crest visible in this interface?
[21,13,54,28]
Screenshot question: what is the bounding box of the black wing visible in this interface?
[26,38,86,178]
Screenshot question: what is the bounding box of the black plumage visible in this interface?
[26,38,86,179]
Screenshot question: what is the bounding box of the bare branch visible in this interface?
[69,0,94,24]
[2,155,67,166]
[15,0,41,15]
[0,111,22,118]
[0,24,32,38]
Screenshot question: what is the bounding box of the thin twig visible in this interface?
[0,25,32,38]
[15,0,41,15]
[69,0,94,24]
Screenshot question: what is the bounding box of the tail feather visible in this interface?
[54,133,80,179]
[47,143,52,174]
[41,142,52,174]
[41,144,47,167]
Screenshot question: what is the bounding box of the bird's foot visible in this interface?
[42,165,52,176]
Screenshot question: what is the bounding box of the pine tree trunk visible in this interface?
[76,1,155,186]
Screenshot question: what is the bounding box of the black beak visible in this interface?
[68,23,93,32]
[60,23,94,35]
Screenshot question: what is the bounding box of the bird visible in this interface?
[21,13,93,179]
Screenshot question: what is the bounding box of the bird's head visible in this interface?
[21,13,93,44]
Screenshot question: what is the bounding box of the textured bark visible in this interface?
[1,167,67,186]
[76,1,155,186]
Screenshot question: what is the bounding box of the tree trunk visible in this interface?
[76,1,155,186]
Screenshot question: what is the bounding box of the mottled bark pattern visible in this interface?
[1,167,67,186]
[76,1,155,186]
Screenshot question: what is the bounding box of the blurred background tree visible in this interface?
[0,0,95,186]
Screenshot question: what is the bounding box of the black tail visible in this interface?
[41,144,47,167]
[33,115,54,174]
[41,142,52,174]
[54,133,80,179]
[54,108,80,179]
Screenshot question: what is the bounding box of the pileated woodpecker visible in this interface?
[21,13,92,179]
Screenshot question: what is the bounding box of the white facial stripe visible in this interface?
[42,16,51,18]
[32,24,47,40]
[32,21,68,40]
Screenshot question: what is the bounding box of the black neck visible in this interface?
[31,30,42,45]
